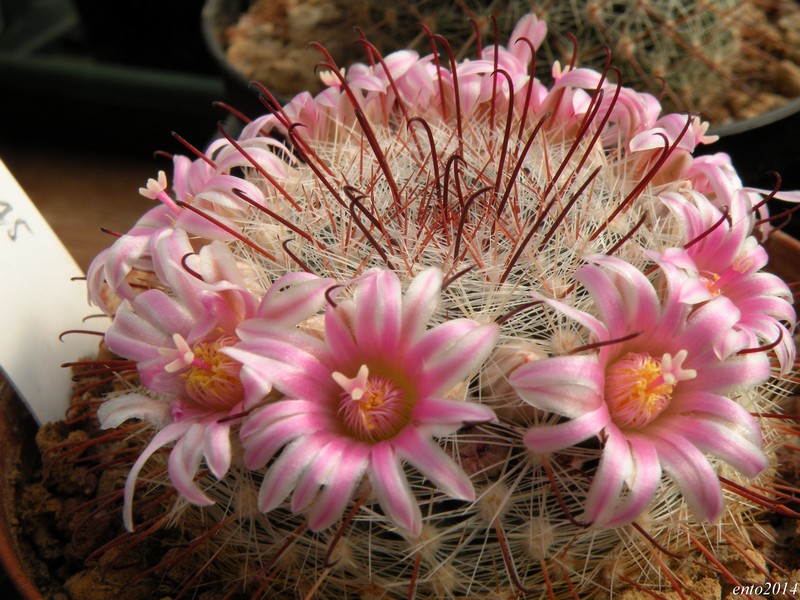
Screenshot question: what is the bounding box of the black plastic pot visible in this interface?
[201,0,275,122]
[700,98,800,238]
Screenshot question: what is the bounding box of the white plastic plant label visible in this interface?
[0,159,99,424]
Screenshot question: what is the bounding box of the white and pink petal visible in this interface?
[649,431,724,523]
[413,321,500,397]
[523,405,610,455]
[583,425,631,526]
[369,442,422,534]
[257,434,333,513]
[603,433,662,528]
[510,354,604,418]
[307,444,369,531]
[396,428,475,502]
[168,423,215,507]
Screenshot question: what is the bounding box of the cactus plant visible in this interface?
[532,0,800,123]
[19,10,800,600]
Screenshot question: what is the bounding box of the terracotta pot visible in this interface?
[699,99,800,240]
[0,378,44,600]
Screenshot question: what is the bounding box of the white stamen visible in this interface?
[660,349,696,386]
[332,364,370,401]
[162,333,194,372]
[138,170,168,200]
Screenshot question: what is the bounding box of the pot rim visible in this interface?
[709,96,800,138]
[0,379,44,600]
[200,0,251,89]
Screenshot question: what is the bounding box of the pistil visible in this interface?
[333,364,413,442]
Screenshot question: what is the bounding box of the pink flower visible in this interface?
[139,166,269,241]
[86,205,174,314]
[96,229,266,530]
[88,165,276,315]
[510,255,771,527]
[629,114,717,186]
[684,152,743,209]
[104,230,256,390]
[170,135,290,207]
[545,66,661,145]
[226,267,499,534]
[658,190,796,373]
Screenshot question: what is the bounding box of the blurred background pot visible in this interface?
[703,97,800,193]
[201,0,398,117]
[201,0,289,116]
[200,0,532,119]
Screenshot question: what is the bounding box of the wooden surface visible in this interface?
[0,142,161,272]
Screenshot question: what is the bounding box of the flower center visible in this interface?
[182,336,244,410]
[333,364,413,443]
[699,271,722,297]
[605,350,696,429]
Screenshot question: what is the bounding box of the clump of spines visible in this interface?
[534,0,743,114]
